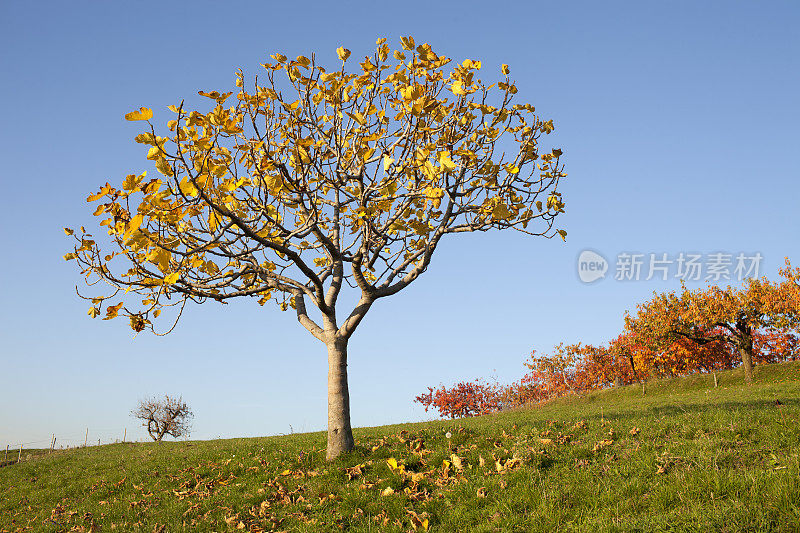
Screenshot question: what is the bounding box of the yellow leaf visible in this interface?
[280,469,291,476]
[208,211,219,231]
[381,487,394,496]
[450,454,463,470]
[164,272,180,284]
[64,227,74,236]
[347,111,366,125]
[425,186,444,200]
[501,64,510,75]
[178,177,198,197]
[336,47,351,61]
[124,107,153,121]
[122,173,145,191]
[400,36,415,50]
[491,203,513,220]
[146,146,161,160]
[155,158,174,177]
[383,156,395,172]
[104,302,123,320]
[387,457,398,470]
[126,214,144,237]
[88,307,100,318]
[87,190,106,202]
[63,253,77,261]
[438,152,456,171]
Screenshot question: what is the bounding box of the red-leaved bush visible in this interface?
[414,379,501,419]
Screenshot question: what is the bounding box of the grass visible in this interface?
[3,362,800,532]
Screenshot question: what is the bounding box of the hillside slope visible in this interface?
[2,363,800,532]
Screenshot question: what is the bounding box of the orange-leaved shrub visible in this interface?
[417,330,798,419]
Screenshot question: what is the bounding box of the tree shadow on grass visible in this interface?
[580,398,800,423]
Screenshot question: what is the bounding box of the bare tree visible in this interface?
[132,395,193,441]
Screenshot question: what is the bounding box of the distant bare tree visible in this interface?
[132,395,193,441]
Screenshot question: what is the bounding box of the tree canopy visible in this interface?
[66,37,565,337]
[625,273,800,382]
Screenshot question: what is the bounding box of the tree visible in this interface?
[624,274,800,383]
[520,343,633,399]
[132,395,193,441]
[65,37,567,459]
[415,379,501,419]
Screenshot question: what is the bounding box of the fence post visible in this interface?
[4,445,7,463]
[84,428,88,448]
[17,444,23,463]
[123,428,126,443]
[97,438,100,446]
[49,434,55,454]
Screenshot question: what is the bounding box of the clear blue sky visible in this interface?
[1,1,798,448]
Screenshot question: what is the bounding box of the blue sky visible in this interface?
[1,1,798,448]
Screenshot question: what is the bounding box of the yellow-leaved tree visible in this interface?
[65,37,567,459]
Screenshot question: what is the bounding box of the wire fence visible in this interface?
[1,427,145,467]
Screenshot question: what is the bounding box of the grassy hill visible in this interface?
[3,363,800,532]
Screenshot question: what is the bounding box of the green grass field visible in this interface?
[3,362,800,532]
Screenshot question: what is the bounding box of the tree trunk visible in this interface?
[736,323,754,384]
[326,338,354,460]
[739,345,754,384]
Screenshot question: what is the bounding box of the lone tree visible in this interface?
[132,395,193,442]
[625,273,800,384]
[65,37,567,459]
